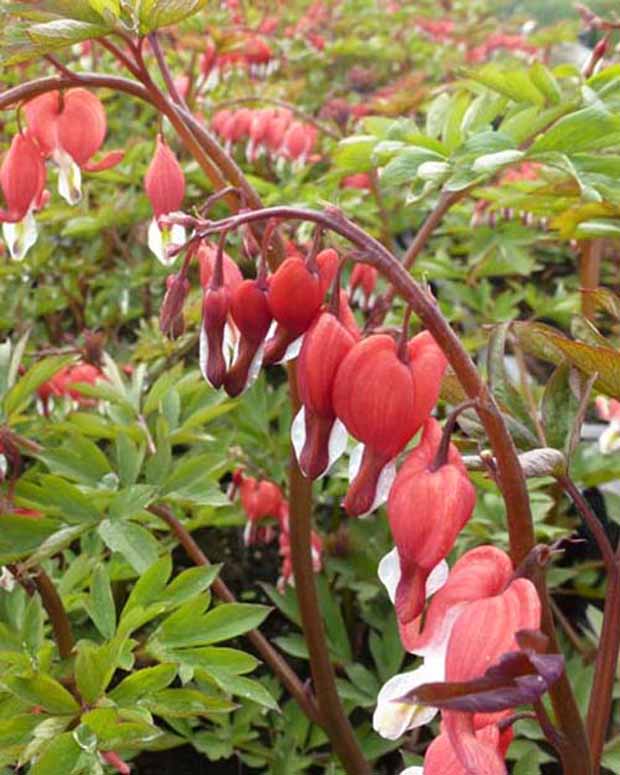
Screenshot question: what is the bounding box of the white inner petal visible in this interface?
[373,663,440,740]
[55,149,82,205]
[3,211,38,261]
[291,406,306,467]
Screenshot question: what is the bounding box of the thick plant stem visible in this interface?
[286,365,371,775]
[11,565,75,660]
[195,204,592,774]
[148,504,320,725]
[587,563,620,773]
[579,239,602,321]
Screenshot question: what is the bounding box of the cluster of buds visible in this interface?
[283,0,330,50]
[0,89,122,260]
[211,108,319,167]
[374,545,557,775]
[230,470,322,590]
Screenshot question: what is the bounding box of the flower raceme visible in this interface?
[144,134,186,265]
[387,418,476,647]
[332,331,447,517]
[0,132,47,261]
[24,89,123,205]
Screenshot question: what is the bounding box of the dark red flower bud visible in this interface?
[224,278,273,396]
[160,272,190,339]
[200,286,232,389]
[388,418,476,642]
[294,310,357,479]
[264,248,339,364]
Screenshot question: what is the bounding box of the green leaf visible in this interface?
[4,674,80,714]
[122,555,172,614]
[161,564,220,609]
[115,433,144,488]
[162,455,228,506]
[487,322,536,433]
[22,594,45,656]
[316,576,352,663]
[529,62,561,104]
[38,436,112,487]
[38,475,101,524]
[98,519,160,573]
[333,135,377,172]
[468,64,545,106]
[29,733,82,775]
[167,646,259,675]
[205,672,279,711]
[3,355,74,419]
[138,0,210,34]
[157,603,270,648]
[86,565,116,640]
[380,147,446,187]
[75,638,125,704]
[532,104,620,154]
[141,688,235,717]
[0,516,58,564]
[109,664,177,704]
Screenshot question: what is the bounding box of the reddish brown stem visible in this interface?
[148,504,320,725]
[579,239,602,321]
[11,565,75,660]
[286,366,371,775]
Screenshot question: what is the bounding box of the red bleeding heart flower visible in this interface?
[387,418,476,647]
[236,472,284,546]
[333,329,446,517]
[293,308,359,479]
[264,247,339,364]
[224,277,273,397]
[0,132,47,260]
[440,579,541,774]
[24,89,123,205]
[144,134,186,265]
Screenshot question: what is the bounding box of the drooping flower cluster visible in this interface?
[211,108,319,166]
[160,232,450,517]
[200,34,277,86]
[37,362,105,415]
[0,89,122,261]
[230,469,322,590]
[374,545,546,774]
